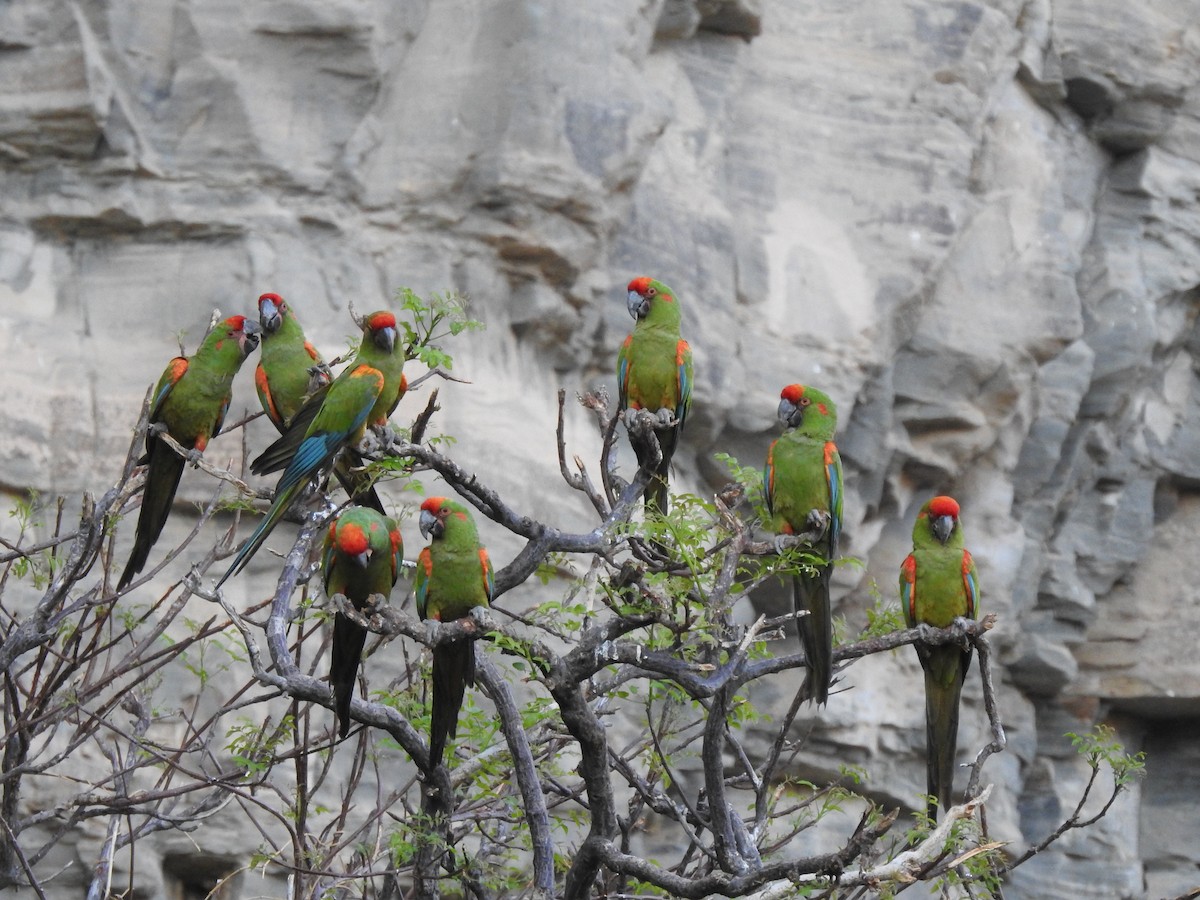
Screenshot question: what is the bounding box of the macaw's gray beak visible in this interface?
[627,290,650,320]
[931,514,955,544]
[259,298,282,334]
[240,319,262,354]
[375,325,397,354]
[352,549,373,569]
[419,508,439,540]
[777,398,801,428]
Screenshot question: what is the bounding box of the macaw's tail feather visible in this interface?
[921,644,971,821]
[215,481,301,588]
[429,639,475,769]
[335,449,386,515]
[645,470,670,518]
[634,424,678,519]
[331,612,369,739]
[793,571,833,706]
[118,438,186,590]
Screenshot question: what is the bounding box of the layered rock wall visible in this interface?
[3,0,1199,896]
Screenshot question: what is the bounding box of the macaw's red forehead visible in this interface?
[334,520,370,554]
[367,311,397,331]
[420,496,447,513]
[928,495,960,518]
[780,384,805,404]
[225,315,248,331]
[258,292,285,309]
[627,276,652,295]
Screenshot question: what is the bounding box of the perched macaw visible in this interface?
[900,495,979,821]
[254,293,329,431]
[764,384,843,705]
[216,311,406,587]
[415,496,494,768]
[254,293,384,513]
[118,316,261,590]
[617,276,693,516]
[322,506,403,738]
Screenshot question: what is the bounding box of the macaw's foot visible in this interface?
[307,362,333,391]
[424,619,442,648]
[804,508,831,542]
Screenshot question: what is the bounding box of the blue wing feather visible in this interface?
[964,554,979,618]
[676,350,692,424]
[826,449,842,554]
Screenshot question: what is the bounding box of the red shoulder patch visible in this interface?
[255,365,279,424]
[901,554,917,620]
[304,341,321,362]
[167,357,189,384]
[350,364,385,388]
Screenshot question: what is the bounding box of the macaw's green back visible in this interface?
[900,495,979,820]
[764,384,842,705]
[415,497,494,769]
[322,507,402,738]
[119,315,260,590]
[617,277,693,517]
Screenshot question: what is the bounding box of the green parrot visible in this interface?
[322,506,403,738]
[415,496,494,768]
[764,384,843,705]
[216,310,406,587]
[617,276,693,516]
[900,494,979,821]
[118,315,261,590]
[254,292,385,513]
[254,292,329,430]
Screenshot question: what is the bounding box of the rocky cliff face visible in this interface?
[2,0,1199,896]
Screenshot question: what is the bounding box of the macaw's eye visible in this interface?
[647,287,657,296]
[800,397,811,407]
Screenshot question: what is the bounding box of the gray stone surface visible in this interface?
[4,0,1200,895]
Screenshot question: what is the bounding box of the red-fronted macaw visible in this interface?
[217,311,405,587]
[617,276,693,516]
[900,494,979,820]
[415,496,493,768]
[254,292,329,431]
[322,506,403,738]
[118,315,261,590]
[764,384,842,705]
[254,292,385,513]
